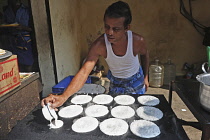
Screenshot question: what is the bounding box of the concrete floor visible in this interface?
[100,77,202,140]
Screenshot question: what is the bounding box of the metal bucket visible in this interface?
[196,73,210,112]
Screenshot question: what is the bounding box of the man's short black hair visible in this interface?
[104,1,132,28]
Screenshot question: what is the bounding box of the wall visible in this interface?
[78,0,209,75]
[134,0,208,75]
[49,0,81,82]
[30,0,56,97]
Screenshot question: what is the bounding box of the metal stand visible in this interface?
[168,80,210,140]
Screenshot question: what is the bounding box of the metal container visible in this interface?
[196,73,210,112]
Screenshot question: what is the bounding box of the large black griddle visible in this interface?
[6,94,189,140]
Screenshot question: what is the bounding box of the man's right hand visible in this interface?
[41,94,67,111]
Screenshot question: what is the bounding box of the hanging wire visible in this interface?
[180,0,207,36]
[188,0,205,36]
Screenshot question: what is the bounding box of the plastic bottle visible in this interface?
[163,59,176,85]
[149,59,164,87]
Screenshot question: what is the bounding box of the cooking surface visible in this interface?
[7,94,189,140]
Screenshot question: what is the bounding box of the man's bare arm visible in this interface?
[133,34,149,91]
[41,37,102,108]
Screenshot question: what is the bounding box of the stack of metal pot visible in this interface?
[196,62,210,112]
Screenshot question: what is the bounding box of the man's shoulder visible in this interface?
[93,34,106,46]
[131,32,144,43]
[131,31,143,38]
[90,34,106,57]
[96,34,105,41]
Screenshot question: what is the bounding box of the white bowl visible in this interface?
[42,103,58,121]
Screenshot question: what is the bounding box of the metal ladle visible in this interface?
[46,104,56,126]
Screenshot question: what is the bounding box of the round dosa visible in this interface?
[130,120,160,138]
[49,120,64,129]
[85,105,109,117]
[72,116,98,133]
[58,105,83,118]
[71,95,92,104]
[114,95,135,105]
[92,94,113,105]
[137,95,160,106]
[111,105,135,119]
[99,118,128,136]
[136,106,163,121]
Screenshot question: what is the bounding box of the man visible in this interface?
[3,0,34,72]
[41,1,149,109]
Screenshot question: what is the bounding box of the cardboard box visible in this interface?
[0,55,20,97]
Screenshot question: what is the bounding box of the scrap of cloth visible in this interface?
[107,66,145,94]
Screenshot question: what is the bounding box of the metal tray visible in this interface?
[0,50,12,59]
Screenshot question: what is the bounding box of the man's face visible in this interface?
[104,16,128,43]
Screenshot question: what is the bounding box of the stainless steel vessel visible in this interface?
[196,73,210,112]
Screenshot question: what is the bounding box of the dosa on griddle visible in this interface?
[114,95,135,105]
[71,95,92,104]
[49,120,64,129]
[85,104,109,117]
[111,105,135,119]
[99,118,128,136]
[137,95,160,106]
[72,116,98,133]
[58,105,83,118]
[93,94,113,105]
[130,120,160,138]
[136,106,163,121]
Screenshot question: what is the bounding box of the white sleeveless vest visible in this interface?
[105,30,140,78]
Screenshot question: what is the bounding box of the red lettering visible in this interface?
[10,68,13,77]
[0,68,14,81]
[2,73,6,80]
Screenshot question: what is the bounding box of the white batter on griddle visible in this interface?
[111,105,135,119]
[71,95,92,105]
[114,95,135,105]
[136,106,163,121]
[72,116,98,133]
[130,120,160,138]
[99,118,128,136]
[49,120,64,129]
[137,95,160,106]
[92,94,113,105]
[85,105,109,117]
[58,105,83,118]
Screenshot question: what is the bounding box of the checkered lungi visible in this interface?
[107,66,145,94]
